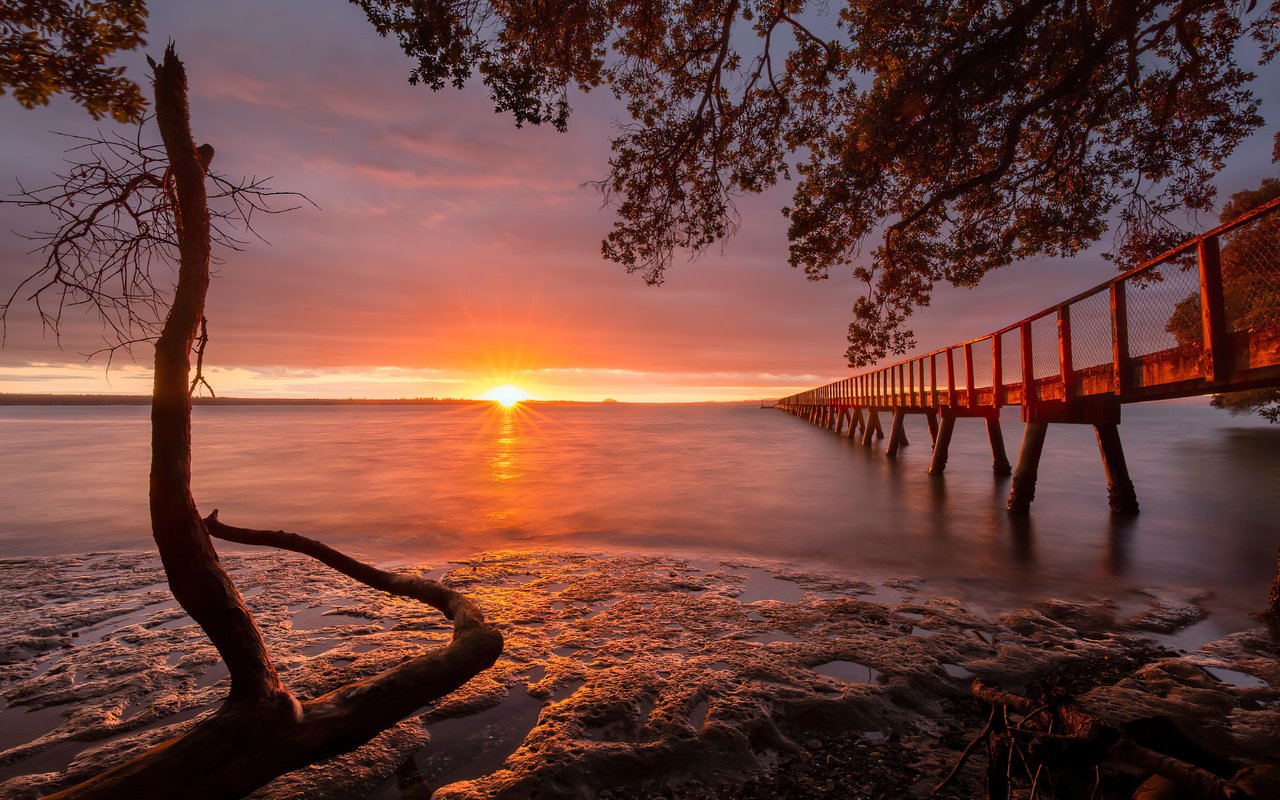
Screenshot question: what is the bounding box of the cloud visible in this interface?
[1,0,1274,402]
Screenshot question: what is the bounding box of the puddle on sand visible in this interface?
[302,639,338,656]
[365,691,544,799]
[0,703,211,783]
[1148,617,1230,654]
[194,663,228,689]
[811,660,882,684]
[688,700,708,730]
[521,664,547,683]
[859,585,908,606]
[71,598,178,645]
[0,703,67,753]
[290,603,367,631]
[1200,666,1268,689]
[735,568,804,604]
[746,630,801,644]
[545,679,585,700]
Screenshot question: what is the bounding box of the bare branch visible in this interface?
[0,119,311,353]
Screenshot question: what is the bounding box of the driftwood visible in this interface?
[45,512,503,799]
[935,679,1266,800]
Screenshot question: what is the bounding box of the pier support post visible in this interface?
[928,413,956,474]
[885,410,907,457]
[986,416,1013,475]
[848,408,864,438]
[835,410,845,435]
[1094,423,1138,514]
[1007,422,1049,512]
[862,410,881,447]
[925,410,939,444]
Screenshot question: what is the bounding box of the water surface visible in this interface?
[1,402,1276,626]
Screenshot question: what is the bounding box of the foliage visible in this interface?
[1166,177,1280,421]
[0,0,147,122]
[6,1,1278,367]
[341,0,1280,366]
[1211,387,1280,421]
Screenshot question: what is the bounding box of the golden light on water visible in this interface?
[486,384,529,408]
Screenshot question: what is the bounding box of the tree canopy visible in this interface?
[1166,176,1280,421]
[1,0,146,121]
[5,1,1278,367]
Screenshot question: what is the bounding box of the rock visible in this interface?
[1233,764,1280,799]
[1130,775,1194,800]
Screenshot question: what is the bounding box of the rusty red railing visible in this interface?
[777,195,1280,511]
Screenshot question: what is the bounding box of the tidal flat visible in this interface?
[1,550,1277,799]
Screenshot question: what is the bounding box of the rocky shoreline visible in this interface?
[1,549,1276,799]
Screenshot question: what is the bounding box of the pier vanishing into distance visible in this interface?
[777,196,1280,513]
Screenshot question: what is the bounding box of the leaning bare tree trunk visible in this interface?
[147,41,289,710]
[45,45,502,800]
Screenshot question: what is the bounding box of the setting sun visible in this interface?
[486,384,528,408]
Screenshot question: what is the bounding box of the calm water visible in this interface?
[1,402,1277,626]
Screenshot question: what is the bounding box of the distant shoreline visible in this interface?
[0,393,761,407]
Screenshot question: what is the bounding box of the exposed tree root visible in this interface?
[936,679,1269,800]
[43,512,502,800]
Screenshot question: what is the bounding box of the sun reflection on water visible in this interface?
[489,407,524,484]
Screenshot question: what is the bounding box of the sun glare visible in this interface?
[487,384,528,408]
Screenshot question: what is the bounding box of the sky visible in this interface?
[1,2,1278,402]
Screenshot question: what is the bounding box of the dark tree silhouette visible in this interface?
[354,0,1277,365]
[8,2,1278,365]
[1166,177,1280,422]
[1,0,146,121]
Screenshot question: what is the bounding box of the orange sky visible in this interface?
[1,1,1276,402]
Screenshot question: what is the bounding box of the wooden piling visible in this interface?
[1094,423,1138,514]
[926,410,939,444]
[986,416,1012,474]
[862,409,880,447]
[1006,422,1049,512]
[848,407,864,438]
[835,409,845,435]
[885,409,907,457]
[928,413,956,474]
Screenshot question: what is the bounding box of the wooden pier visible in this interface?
[778,196,1280,512]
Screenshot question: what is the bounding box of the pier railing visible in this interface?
[777,195,1280,512]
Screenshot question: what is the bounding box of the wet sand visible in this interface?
[1,550,1276,799]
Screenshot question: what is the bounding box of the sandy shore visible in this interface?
[1,549,1276,799]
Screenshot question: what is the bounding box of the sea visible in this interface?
[1,401,1277,632]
